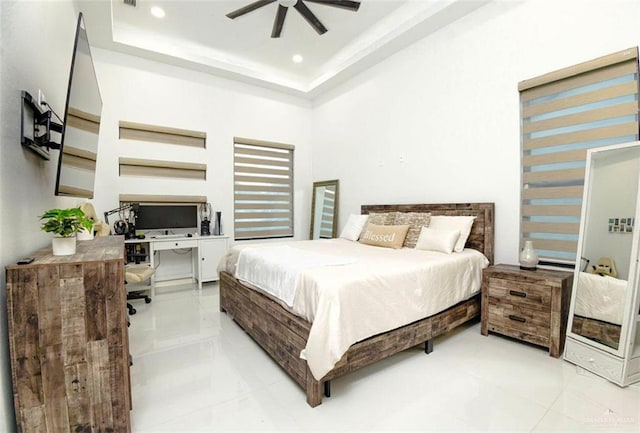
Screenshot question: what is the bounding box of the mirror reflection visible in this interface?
[571,144,640,350]
[310,180,339,240]
[57,108,100,198]
[56,14,102,199]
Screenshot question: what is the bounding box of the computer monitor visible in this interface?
[135,204,198,232]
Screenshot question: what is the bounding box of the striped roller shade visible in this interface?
[519,47,639,267]
[233,137,294,240]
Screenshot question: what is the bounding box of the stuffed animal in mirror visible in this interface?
[79,202,110,237]
[587,256,618,278]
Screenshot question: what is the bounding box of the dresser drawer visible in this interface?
[153,239,198,251]
[487,277,551,311]
[564,338,623,384]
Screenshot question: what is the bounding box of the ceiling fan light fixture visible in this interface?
[227,0,360,38]
[278,0,297,8]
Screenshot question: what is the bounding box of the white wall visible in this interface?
[91,49,314,254]
[0,1,80,430]
[312,0,640,266]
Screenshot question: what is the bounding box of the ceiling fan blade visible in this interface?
[304,0,360,12]
[226,0,276,19]
[271,5,288,38]
[294,1,328,35]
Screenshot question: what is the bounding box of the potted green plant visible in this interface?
[39,207,94,256]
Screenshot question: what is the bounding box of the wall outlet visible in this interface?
[37,89,46,107]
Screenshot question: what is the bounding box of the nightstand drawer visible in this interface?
[487,277,551,310]
[487,299,550,345]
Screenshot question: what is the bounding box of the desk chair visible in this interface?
[126,264,154,315]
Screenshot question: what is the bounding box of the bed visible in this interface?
[219,202,494,406]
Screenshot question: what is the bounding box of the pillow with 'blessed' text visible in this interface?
[359,223,409,249]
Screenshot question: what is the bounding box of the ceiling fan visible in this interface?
[226,0,361,38]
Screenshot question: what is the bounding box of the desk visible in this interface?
[125,235,228,294]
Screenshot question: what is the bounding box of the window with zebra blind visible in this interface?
[519,47,639,267]
[233,137,294,240]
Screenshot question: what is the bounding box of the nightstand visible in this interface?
[481,264,573,357]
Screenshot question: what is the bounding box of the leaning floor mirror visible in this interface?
[310,180,339,239]
[564,141,640,386]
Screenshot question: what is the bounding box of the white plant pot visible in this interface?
[77,228,94,241]
[52,236,77,256]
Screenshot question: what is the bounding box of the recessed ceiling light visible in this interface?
[292,54,303,64]
[150,6,165,18]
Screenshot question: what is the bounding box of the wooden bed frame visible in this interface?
[220,202,494,407]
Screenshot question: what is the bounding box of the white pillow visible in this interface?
[415,227,460,254]
[339,214,369,241]
[428,215,476,252]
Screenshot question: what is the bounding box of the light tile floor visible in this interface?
[127,282,640,432]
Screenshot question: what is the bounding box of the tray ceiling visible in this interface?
[76,0,489,98]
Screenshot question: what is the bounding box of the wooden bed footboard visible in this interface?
[219,202,494,407]
[220,271,480,407]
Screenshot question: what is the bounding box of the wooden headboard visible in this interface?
[361,203,495,264]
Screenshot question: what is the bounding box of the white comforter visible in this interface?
[236,245,356,307]
[218,238,489,380]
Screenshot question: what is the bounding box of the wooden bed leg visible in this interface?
[324,381,331,398]
[306,369,323,407]
[425,339,433,354]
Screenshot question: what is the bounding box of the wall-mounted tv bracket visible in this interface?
[20,90,63,160]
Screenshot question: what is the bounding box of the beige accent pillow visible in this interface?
[359,224,410,249]
[394,212,432,248]
[415,227,460,254]
[360,212,396,239]
[428,215,477,252]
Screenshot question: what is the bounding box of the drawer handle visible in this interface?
[508,315,526,323]
[175,243,179,246]
[509,290,527,298]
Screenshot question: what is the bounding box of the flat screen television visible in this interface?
[135,205,199,232]
[55,12,103,199]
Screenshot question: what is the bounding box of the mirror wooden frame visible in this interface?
[310,179,339,240]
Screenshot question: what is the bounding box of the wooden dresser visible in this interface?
[481,264,573,358]
[6,236,131,432]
